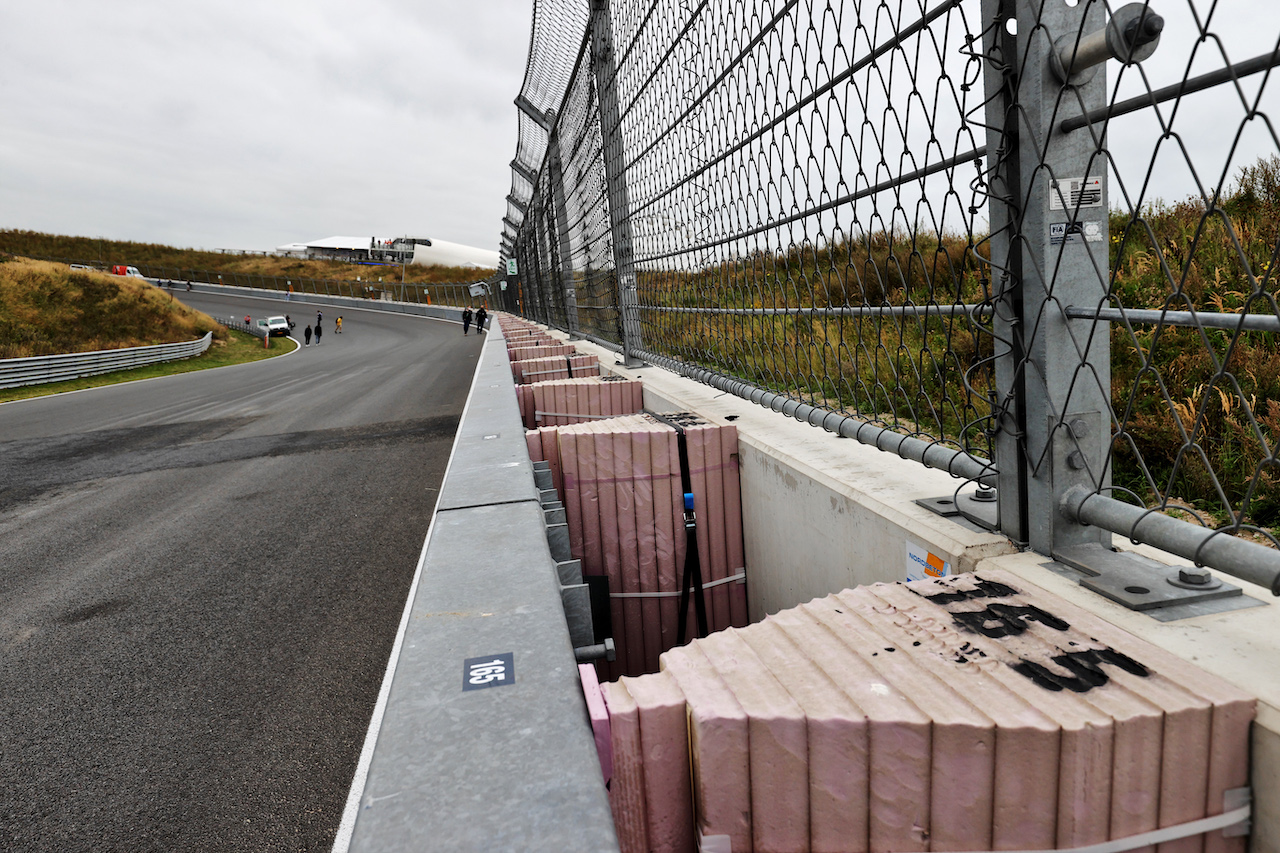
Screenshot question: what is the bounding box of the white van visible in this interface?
[264,316,291,337]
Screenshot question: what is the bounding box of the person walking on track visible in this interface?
[475,306,488,334]
[304,325,312,346]
[462,307,473,336]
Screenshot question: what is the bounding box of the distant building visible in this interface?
[274,236,499,269]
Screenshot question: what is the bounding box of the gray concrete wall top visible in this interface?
[341,320,618,853]
[437,334,540,512]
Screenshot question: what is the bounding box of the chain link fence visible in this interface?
[500,0,1280,604]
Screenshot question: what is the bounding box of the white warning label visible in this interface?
[1050,176,1103,210]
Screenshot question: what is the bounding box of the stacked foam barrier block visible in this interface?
[511,354,601,384]
[508,342,578,360]
[515,375,644,430]
[600,569,1254,853]
[527,412,748,679]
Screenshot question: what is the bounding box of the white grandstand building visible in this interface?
[275,236,500,269]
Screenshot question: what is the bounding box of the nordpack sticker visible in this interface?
[906,542,951,581]
[1050,176,1103,210]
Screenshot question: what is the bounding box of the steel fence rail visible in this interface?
[632,345,998,486]
[501,0,1280,602]
[0,332,213,389]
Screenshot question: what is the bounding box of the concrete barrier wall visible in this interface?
[336,323,618,853]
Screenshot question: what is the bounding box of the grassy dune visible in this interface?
[0,254,226,359]
[0,231,482,286]
[636,156,1280,530]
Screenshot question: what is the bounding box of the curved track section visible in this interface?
[0,292,481,851]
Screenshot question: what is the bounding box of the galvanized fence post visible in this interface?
[589,0,643,367]
[547,121,582,339]
[981,0,1114,556]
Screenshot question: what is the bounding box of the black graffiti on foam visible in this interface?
[918,576,1020,604]
[913,574,1152,692]
[949,603,1071,638]
[1013,647,1150,692]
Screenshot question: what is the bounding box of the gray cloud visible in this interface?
[0,0,532,252]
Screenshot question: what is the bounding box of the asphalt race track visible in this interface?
[0,291,482,851]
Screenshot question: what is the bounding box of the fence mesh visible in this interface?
[503,0,1280,581]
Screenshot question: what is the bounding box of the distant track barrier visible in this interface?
[0,332,213,390]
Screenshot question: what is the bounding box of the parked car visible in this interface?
[264,316,291,337]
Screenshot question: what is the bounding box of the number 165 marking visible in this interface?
[463,653,515,691]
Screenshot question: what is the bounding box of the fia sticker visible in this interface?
[463,653,515,691]
[1050,220,1103,246]
[1049,176,1103,210]
[906,542,951,582]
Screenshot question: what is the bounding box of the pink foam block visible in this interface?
[767,603,931,853]
[660,643,751,851]
[602,679,648,853]
[577,420,603,577]
[696,629,810,853]
[525,428,543,463]
[613,424,646,677]
[737,618,870,853]
[623,671,695,853]
[974,569,1254,853]
[582,663,613,783]
[899,574,1120,850]
[563,380,582,426]
[970,581,1213,853]
[559,425,583,560]
[632,427,663,674]
[693,423,731,633]
[719,423,748,628]
[539,426,563,499]
[863,582,1060,850]
[819,591,998,852]
[594,423,633,676]
[651,424,680,654]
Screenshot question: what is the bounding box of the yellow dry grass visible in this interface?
[0,255,225,359]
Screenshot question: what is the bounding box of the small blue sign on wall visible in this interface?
[463,653,515,691]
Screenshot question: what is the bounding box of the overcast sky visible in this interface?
[2,1,1273,257]
[0,0,532,253]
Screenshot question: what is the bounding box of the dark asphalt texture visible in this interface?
[0,293,482,851]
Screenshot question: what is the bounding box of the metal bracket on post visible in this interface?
[916,486,999,531]
[510,160,539,187]
[589,0,645,368]
[1050,3,1164,84]
[1051,541,1257,620]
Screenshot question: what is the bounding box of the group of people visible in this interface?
[461,305,488,336]
[303,311,342,346]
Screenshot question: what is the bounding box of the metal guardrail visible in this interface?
[0,332,214,390]
[215,316,270,339]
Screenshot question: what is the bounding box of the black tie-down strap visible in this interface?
[646,411,709,644]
